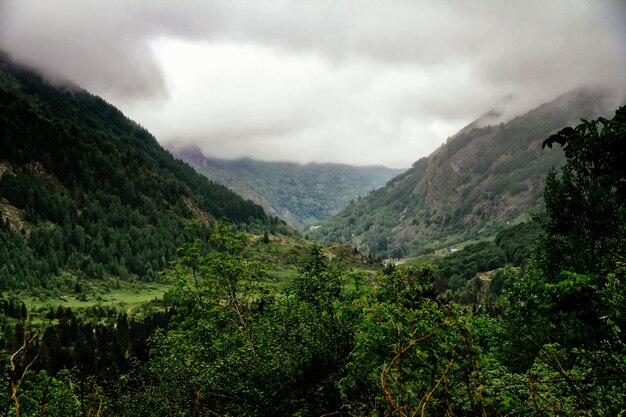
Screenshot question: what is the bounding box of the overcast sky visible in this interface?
[1,0,624,168]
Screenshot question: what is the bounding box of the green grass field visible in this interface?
[4,236,381,328]
[2,280,173,328]
[22,283,172,314]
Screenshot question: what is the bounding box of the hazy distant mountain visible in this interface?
[0,53,275,289]
[170,146,405,229]
[313,88,618,258]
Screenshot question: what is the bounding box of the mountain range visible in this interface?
[169,145,404,229]
[312,88,618,258]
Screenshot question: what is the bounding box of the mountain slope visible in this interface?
[170,146,405,228]
[314,89,617,258]
[0,53,275,290]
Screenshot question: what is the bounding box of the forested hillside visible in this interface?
[0,54,283,291]
[170,145,404,228]
[314,89,616,258]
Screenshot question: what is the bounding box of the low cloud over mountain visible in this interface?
[2,0,624,167]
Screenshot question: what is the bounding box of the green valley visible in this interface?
[1,47,625,417]
[170,145,404,229]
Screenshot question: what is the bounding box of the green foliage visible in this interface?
[137,225,355,416]
[292,245,343,305]
[340,266,447,412]
[540,107,626,278]
[488,265,517,298]
[494,220,542,266]
[437,242,505,287]
[511,107,626,347]
[504,106,626,413]
[427,220,539,304]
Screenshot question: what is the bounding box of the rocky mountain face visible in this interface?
[313,88,618,258]
[170,145,405,229]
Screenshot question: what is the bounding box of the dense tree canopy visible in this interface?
[505,106,626,411]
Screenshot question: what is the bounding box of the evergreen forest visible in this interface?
[0,55,288,293]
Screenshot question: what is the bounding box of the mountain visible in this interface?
[169,145,405,229]
[0,53,280,291]
[313,88,617,258]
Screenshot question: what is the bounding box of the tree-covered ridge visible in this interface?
[0,54,282,291]
[314,88,617,258]
[171,145,405,228]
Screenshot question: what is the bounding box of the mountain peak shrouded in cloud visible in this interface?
[1,0,624,167]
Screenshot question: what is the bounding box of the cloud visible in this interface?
[1,0,624,167]
[135,38,480,167]
[0,0,170,100]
